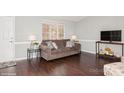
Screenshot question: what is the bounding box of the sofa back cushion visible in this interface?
[42,39,70,49]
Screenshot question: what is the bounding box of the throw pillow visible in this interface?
[66,41,72,47]
[52,42,58,49]
[46,41,54,49]
[66,41,75,47]
[71,41,75,47]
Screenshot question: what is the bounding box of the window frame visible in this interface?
[42,23,65,40]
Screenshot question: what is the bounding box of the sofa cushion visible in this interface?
[53,40,65,49]
[62,47,75,52]
[51,47,75,54]
[51,49,62,54]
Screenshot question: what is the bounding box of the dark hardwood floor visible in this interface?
[0,52,119,76]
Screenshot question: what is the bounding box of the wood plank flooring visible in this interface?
[0,52,119,76]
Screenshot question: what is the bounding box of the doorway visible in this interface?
[0,17,15,62]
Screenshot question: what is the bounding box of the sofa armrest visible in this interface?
[75,43,81,50]
[40,44,51,54]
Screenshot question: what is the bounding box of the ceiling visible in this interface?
[41,16,86,22]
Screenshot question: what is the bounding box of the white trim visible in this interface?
[15,56,38,61]
[14,41,30,45]
[40,19,65,25]
[15,57,27,61]
[81,50,95,54]
[40,20,64,27]
[13,16,16,62]
[9,16,16,62]
[14,41,41,45]
[79,39,97,42]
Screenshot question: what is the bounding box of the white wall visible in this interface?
[15,16,76,59]
[76,16,124,56]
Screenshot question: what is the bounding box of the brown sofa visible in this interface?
[40,39,81,61]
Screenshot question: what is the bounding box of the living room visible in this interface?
[15,16,77,60]
[0,16,124,76]
[1,0,124,93]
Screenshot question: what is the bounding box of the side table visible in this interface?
[27,48,41,62]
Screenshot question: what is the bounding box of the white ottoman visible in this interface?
[104,62,124,76]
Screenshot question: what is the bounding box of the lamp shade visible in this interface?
[71,35,77,40]
[29,35,36,41]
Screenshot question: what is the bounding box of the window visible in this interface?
[42,23,64,40]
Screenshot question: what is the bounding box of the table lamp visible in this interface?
[29,35,36,49]
[71,35,77,41]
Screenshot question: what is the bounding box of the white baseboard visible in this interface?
[0,57,27,63]
[15,57,27,61]
[81,50,95,54]
[15,56,38,61]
